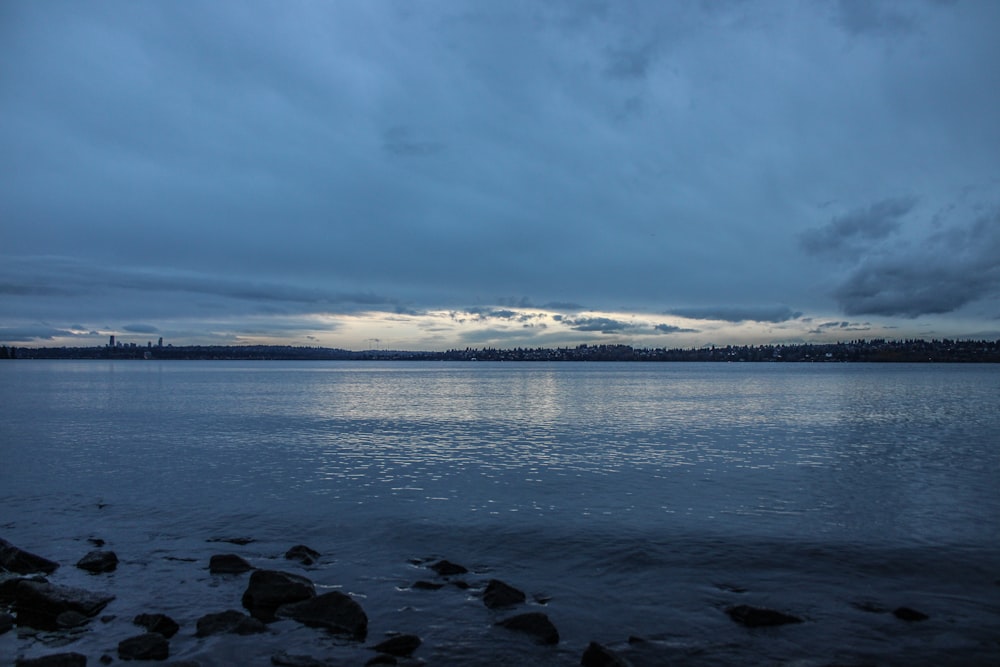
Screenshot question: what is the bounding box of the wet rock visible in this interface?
[207,537,254,545]
[88,538,106,548]
[429,559,468,576]
[411,580,443,590]
[581,641,633,667]
[209,554,254,574]
[276,591,368,640]
[14,580,115,630]
[118,632,169,661]
[99,656,113,665]
[726,604,803,627]
[285,545,321,566]
[14,653,87,667]
[242,569,315,621]
[0,611,13,634]
[365,656,397,666]
[195,609,267,637]
[851,600,888,614]
[495,611,560,644]
[134,612,180,638]
[163,662,201,667]
[0,538,60,575]
[370,633,421,657]
[55,610,89,629]
[76,550,118,574]
[483,579,526,609]
[271,651,329,667]
[893,606,929,622]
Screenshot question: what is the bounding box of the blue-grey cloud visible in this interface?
[834,210,1000,317]
[123,324,160,334]
[654,323,699,334]
[665,305,803,323]
[800,197,915,257]
[835,0,916,37]
[565,317,634,333]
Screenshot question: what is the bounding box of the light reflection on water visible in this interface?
[3,360,998,547]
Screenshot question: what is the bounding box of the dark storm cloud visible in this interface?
[665,305,803,324]
[565,317,634,333]
[834,210,1000,317]
[807,320,873,335]
[654,323,698,334]
[800,197,916,257]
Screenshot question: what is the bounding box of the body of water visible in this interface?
[1,361,998,665]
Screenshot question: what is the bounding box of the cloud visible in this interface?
[833,210,1000,317]
[807,320,873,334]
[564,317,635,333]
[800,197,915,257]
[654,323,698,334]
[665,305,803,323]
[382,126,445,157]
[835,0,916,37]
[0,326,80,342]
[123,324,159,334]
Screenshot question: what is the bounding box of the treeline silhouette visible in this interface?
[4,338,999,362]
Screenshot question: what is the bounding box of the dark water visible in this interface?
[1,361,999,665]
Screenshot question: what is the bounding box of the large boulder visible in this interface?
[482,579,525,609]
[134,612,180,638]
[275,591,368,640]
[209,554,254,574]
[495,612,560,644]
[195,609,267,637]
[14,580,115,630]
[76,550,118,574]
[370,634,421,657]
[242,570,315,621]
[0,538,59,575]
[429,560,467,576]
[725,604,803,627]
[118,632,169,661]
[14,653,87,667]
[581,641,633,667]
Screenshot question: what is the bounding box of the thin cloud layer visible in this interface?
[2,1,999,348]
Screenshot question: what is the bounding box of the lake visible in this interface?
[2,361,998,665]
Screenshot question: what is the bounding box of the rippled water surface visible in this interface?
[2,361,999,665]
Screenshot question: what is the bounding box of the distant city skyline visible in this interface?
[3,1,999,350]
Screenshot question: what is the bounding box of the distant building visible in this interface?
[109,335,115,348]
[158,337,163,347]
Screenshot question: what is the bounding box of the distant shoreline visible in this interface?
[4,338,999,362]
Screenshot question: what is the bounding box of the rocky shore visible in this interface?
[1,535,941,666]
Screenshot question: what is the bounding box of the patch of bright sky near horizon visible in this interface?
[1,0,999,350]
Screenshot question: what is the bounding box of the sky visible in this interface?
[2,0,999,351]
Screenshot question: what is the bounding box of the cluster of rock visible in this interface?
[2,536,934,666]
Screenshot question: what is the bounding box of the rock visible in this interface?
[195,609,267,637]
[242,570,315,621]
[0,611,13,634]
[893,606,929,622]
[207,537,254,545]
[581,641,633,667]
[55,610,89,629]
[134,612,180,638]
[271,651,329,667]
[100,656,113,665]
[285,545,321,566]
[15,580,115,630]
[429,559,467,576]
[725,604,803,627]
[411,580,443,590]
[14,653,87,667]
[163,662,201,667]
[483,579,526,609]
[370,634,421,657]
[0,538,60,575]
[365,656,397,666]
[76,550,118,574]
[118,632,169,661]
[275,591,368,640]
[88,538,106,547]
[495,612,560,644]
[209,554,254,574]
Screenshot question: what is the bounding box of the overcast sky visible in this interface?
[3,0,999,350]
